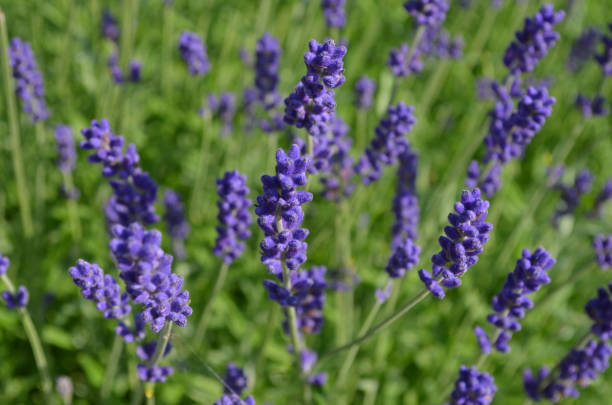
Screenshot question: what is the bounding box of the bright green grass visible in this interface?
[0,0,611,404]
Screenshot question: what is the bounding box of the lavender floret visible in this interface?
[0,254,9,276]
[486,248,555,352]
[68,259,132,319]
[136,341,173,382]
[101,9,120,43]
[163,190,190,260]
[404,0,449,27]
[594,235,612,270]
[213,171,253,265]
[595,24,612,76]
[8,38,50,122]
[178,31,211,76]
[551,169,594,225]
[254,33,282,109]
[214,395,255,405]
[54,124,77,173]
[207,92,237,135]
[503,4,565,74]
[593,179,612,216]
[354,76,377,110]
[1,285,29,309]
[388,43,423,77]
[321,0,346,28]
[447,365,497,405]
[223,363,247,395]
[474,325,492,354]
[567,28,600,73]
[356,102,416,184]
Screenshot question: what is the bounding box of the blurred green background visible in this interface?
[0,0,611,404]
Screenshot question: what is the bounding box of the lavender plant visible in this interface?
[163,189,190,260]
[179,30,211,76]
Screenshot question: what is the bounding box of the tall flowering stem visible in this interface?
[55,124,81,239]
[0,256,52,401]
[143,322,173,404]
[0,11,33,237]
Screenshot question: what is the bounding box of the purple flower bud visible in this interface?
[388,43,423,77]
[7,38,49,122]
[321,0,346,28]
[595,24,612,76]
[447,365,496,405]
[474,325,492,354]
[223,363,247,395]
[2,285,29,309]
[163,190,190,260]
[101,9,120,43]
[404,0,449,27]
[0,254,9,276]
[354,76,377,110]
[178,31,210,76]
[214,395,256,405]
[594,234,612,269]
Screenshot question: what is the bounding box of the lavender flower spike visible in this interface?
[2,285,29,309]
[213,171,253,265]
[256,145,312,305]
[404,0,449,27]
[254,33,282,109]
[136,341,173,382]
[54,125,77,172]
[109,222,193,333]
[284,39,347,136]
[447,365,496,405]
[593,178,612,216]
[321,0,346,29]
[503,4,565,75]
[8,38,50,122]
[486,248,555,352]
[388,43,423,77]
[68,259,132,319]
[418,188,492,298]
[593,234,612,270]
[223,363,247,395]
[354,76,376,110]
[163,190,190,260]
[178,31,211,76]
[356,102,416,184]
[0,254,9,276]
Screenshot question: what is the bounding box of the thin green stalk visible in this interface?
[189,112,212,223]
[161,4,172,95]
[321,287,431,360]
[0,10,34,238]
[194,262,230,343]
[62,171,81,239]
[336,300,382,386]
[1,274,53,402]
[35,122,47,227]
[101,333,124,400]
[120,0,133,69]
[143,322,173,405]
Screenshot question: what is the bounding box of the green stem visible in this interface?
[1,274,53,402]
[321,287,431,360]
[0,10,34,238]
[161,4,172,95]
[194,262,230,343]
[35,122,47,227]
[336,300,382,386]
[101,333,124,400]
[62,171,81,239]
[254,303,279,392]
[143,322,173,404]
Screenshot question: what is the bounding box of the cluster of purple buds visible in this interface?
[163,190,190,260]
[418,189,492,299]
[0,254,8,276]
[354,76,376,110]
[108,52,141,84]
[321,0,346,29]
[116,313,146,343]
[593,179,612,217]
[256,145,313,304]
[386,147,421,278]
[284,39,347,136]
[575,94,609,118]
[206,93,237,135]
[551,168,594,226]
[54,125,76,173]
[356,102,416,184]
[178,31,211,76]
[1,286,29,309]
[524,340,612,402]
[503,4,565,74]
[524,282,612,401]
[109,222,193,333]
[254,33,282,110]
[388,43,423,77]
[136,341,173,382]
[292,266,327,335]
[567,28,600,73]
[300,349,328,386]
[419,26,464,60]
[214,395,255,405]
[101,9,120,43]
[595,24,612,76]
[468,83,556,197]
[213,171,253,265]
[404,0,449,27]
[223,363,247,396]
[68,260,132,319]
[447,365,497,405]
[81,119,159,228]
[480,248,555,353]
[8,37,50,122]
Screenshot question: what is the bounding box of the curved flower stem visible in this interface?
[194,262,230,344]
[321,287,430,360]
[1,275,53,402]
[62,171,81,239]
[0,10,34,238]
[101,332,124,400]
[143,322,173,405]
[336,300,382,387]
